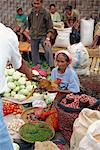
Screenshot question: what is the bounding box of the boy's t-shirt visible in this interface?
[15,13,28,28]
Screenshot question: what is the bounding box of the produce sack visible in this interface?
[53,21,64,30]
[56,94,99,145]
[68,42,90,75]
[80,19,94,46]
[70,108,100,150]
[34,141,60,150]
[54,28,72,48]
[79,120,100,150]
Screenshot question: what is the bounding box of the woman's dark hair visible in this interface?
[57,53,70,62]
[65,5,72,11]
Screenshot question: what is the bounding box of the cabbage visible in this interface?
[11,91,16,97]
[26,85,33,92]
[19,85,25,89]
[26,81,32,86]
[13,86,20,92]
[12,71,21,80]
[18,89,29,96]
[14,81,20,86]
[8,82,16,89]
[18,77,26,85]
[6,76,14,82]
[4,92,11,97]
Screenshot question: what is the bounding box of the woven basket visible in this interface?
[21,107,41,123]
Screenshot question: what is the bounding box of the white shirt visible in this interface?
[0,23,22,94]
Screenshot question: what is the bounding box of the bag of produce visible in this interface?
[54,28,72,48]
[80,19,94,46]
[79,120,100,150]
[70,108,100,150]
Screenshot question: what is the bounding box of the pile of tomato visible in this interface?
[3,101,23,116]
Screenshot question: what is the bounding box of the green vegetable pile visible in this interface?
[19,122,54,143]
[4,68,37,100]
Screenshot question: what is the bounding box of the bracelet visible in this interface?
[46,37,50,41]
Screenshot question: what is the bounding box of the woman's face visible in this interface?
[56,53,68,71]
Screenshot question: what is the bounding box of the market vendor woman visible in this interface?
[51,50,80,93]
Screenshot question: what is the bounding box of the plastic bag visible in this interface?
[80,19,94,46]
[54,28,72,48]
[68,42,90,75]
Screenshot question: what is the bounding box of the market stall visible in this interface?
[2,46,100,150]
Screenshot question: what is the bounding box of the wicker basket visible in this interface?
[19,121,55,143]
[21,107,41,123]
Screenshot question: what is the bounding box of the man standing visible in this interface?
[0,23,33,150]
[28,0,54,70]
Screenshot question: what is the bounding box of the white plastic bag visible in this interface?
[80,19,94,46]
[53,21,64,30]
[32,100,47,108]
[54,28,72,48]
[70,108,100,150]
[68,42,90,75]
[79,120,100,150]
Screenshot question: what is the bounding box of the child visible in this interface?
[51,50,80,93]
[13,7,30,42]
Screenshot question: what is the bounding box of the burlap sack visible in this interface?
[34,141,60,150]
[70,108,100,150]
